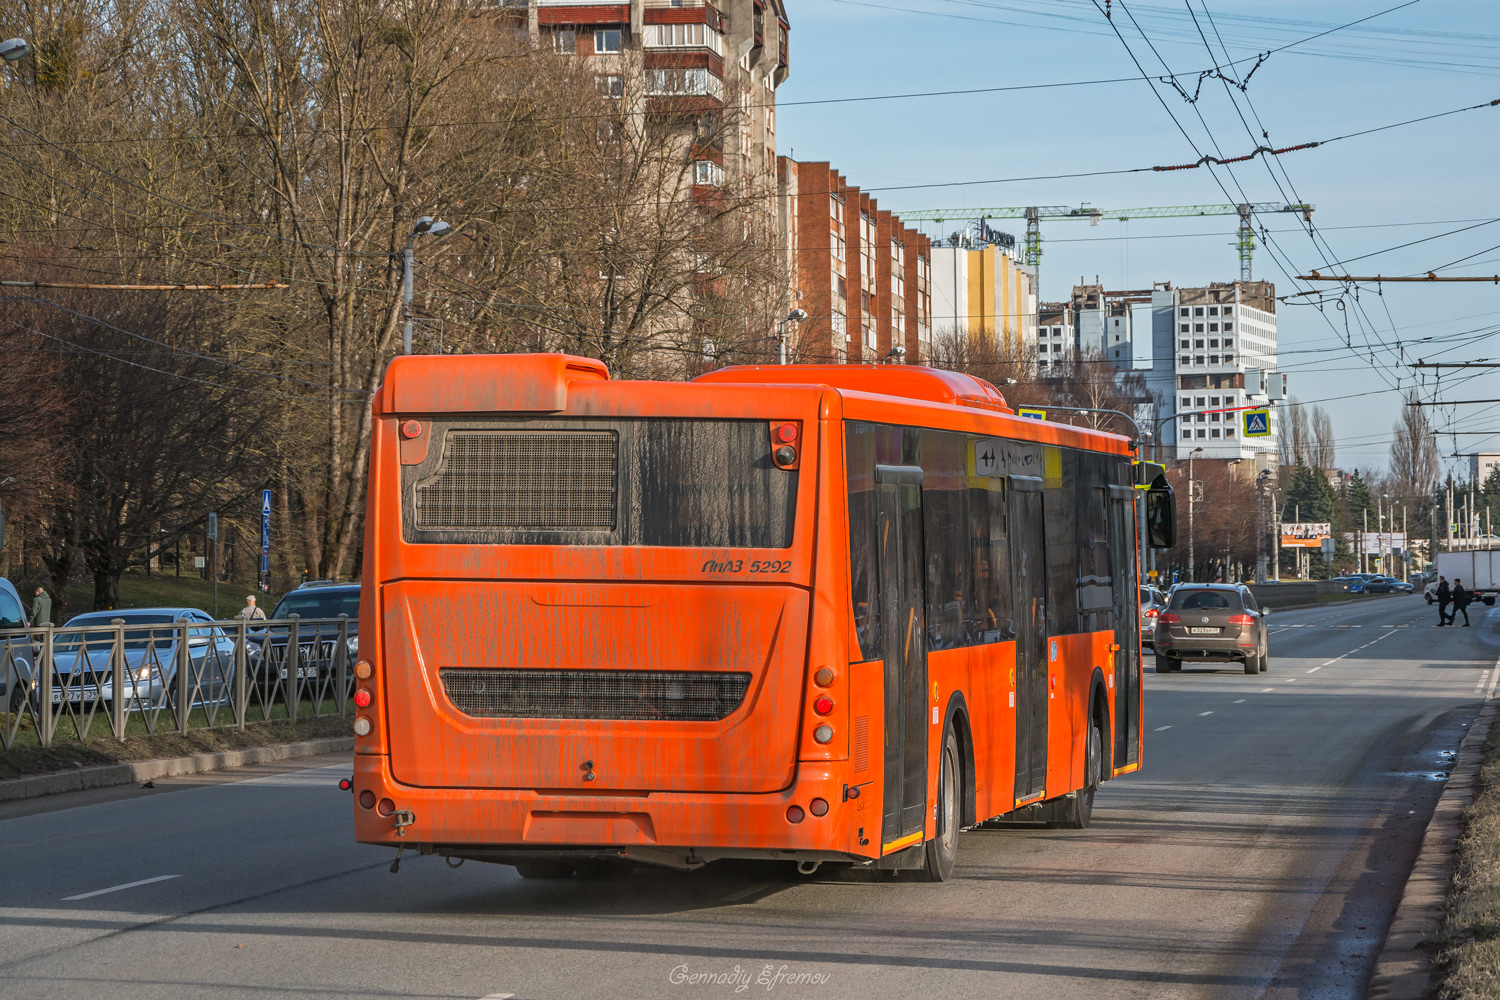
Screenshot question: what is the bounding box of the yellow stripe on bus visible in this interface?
[882,831,924,854]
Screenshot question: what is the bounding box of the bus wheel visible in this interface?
[514,862,575,880]
[1051,719,1101,830]
[919,728,960,882]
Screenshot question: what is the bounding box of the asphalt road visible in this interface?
[2,594,1496,1000]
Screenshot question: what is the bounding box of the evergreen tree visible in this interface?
[1345,470,1375,522]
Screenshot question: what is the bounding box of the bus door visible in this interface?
[1009,475,1048,802]
[875,465,928,847]
[1108,487,1142,766]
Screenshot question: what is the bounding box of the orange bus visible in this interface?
[351,353,1175,880]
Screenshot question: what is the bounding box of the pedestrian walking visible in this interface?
[1436,576,1452,626]
[236,595,267,622]
[1453,579,1472,627]
[30,586,51,626]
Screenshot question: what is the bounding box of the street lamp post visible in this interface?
[777,309,807,364]
[1187,446,1203,581]
[0,38,29,63]
[402,216,451,355]
[1255,470,1272,584]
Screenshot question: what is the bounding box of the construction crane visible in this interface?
[900,203,1315,283]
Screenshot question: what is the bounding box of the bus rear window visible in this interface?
[403,418,797,548]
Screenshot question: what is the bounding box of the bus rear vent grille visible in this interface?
[415,431,617,532]
[852,715,869,773]
[438,668,751,722]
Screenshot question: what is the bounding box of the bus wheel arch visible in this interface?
[1087,668,1114,782]
[941,694,977,830]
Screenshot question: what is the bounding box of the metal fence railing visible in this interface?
[0,615,355,750]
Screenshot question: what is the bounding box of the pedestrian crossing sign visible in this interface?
[1243,408,1271,437]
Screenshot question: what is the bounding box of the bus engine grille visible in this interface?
[415,431,618,532]
[438,668,752,721]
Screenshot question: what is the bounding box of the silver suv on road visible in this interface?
[1153,583,1270,676]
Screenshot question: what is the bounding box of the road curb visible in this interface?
[1367,697,1496,1000]
[0,736,355,804]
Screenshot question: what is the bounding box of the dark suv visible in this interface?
[1153,583,1270,675]
[248,584,361,696]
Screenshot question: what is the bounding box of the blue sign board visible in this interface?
[260,489,272,574]
[1243,409,1271,437]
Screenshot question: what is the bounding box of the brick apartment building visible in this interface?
[529,0,788,196]
[776,158,932,362]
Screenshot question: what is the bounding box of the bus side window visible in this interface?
[846,422,883,660]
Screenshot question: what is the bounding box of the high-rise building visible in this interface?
[1154,280,1281,463]
[1471,453,1500,484]
[777,159,931,362]
[927,243,1037,357]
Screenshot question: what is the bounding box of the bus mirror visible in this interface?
[1146,480,1176,549]
[1133,460,1166,487]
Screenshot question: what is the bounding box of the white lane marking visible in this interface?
[62,875,180,901]
[1307,666,1322,673]
[1319,628,1401,667]
[1155,725,1172,731]
[1261,688,1274,693]
[1234,699,1246,704]
[480,994,517,1000]
[1199,711,1214,716]
[1488,660,1500,699]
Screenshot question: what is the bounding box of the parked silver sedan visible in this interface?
[1152,584,1270,675]
[46,608,238,709]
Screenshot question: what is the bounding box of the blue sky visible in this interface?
[776,0,1500,472]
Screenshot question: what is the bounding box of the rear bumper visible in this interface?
[1154,632,1254,659]
[351,753,876,863]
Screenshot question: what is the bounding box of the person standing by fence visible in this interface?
[30,586,51,626]
[236,595,267,622]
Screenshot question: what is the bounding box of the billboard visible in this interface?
[1281,522,1331,548]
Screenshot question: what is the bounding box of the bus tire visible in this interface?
[514,862,574,880]
[919,728,960,882]
[1051,718,1101,830]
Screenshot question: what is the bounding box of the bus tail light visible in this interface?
[359,790,376,809]
[354,688,372,708]
[775,423,798,443]
[354,659,373,680]
[378,798,396,816]
[353,717,372,736]
[813,724,833,744]
[786,805,805,824]
[813,696,833,715]
[809,798,829,817]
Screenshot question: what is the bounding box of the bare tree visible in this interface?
[1390,393,1440,500]
[1308,406,1336,474]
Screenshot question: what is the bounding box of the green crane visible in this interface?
[901,203,1315,282]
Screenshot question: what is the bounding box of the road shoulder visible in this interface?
[1368,697,1497,1000]
[0,735,354,805]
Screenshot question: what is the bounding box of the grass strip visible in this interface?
[1435,708,1500,999]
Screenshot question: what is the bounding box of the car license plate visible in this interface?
[50,688,90,703]
[279,667,316,680]
[1189,627,1220,635]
